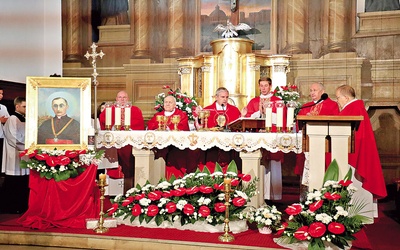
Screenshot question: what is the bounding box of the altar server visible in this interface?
[1,97,29,213]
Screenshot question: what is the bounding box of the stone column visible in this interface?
[166,0,185,57]
[323,0,354,54]
[131,0,150,59]
[64,0,82,63]
[282,0,308,54]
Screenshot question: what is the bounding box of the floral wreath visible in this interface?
[154,85,198,121]
[20,148,104,181]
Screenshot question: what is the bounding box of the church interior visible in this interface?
[1,0,400,249]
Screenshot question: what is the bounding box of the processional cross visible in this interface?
[85,42,105,134]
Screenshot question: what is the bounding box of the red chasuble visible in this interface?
[203,102,241,128]
[339,99,387,198]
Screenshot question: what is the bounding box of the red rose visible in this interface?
[131,204,142,216]
[232,197,246,207]
[324,192,341,201]
[46,156,58,167]
[134,193,145,200]
[199,185,213,194]
[35,153,49,161]
[122,196,134,207]
[339,180,352,187]
[214,202,226,213]
[107,203,119,216]
[57,155,71,166]
[285,203,303,215]
[198,205,210,217]
[238,173,251,182]
[184,97,191,104]
[186,186,199,195]
[213,183,224,191]
[172,187,186,197]
[276,222,288,236]
[147,205,159,217]
[162,191,173,198]
[147,191,162,201]
[64,150,78,158]
[328,222,345,234]
[183,204,195,215]
[166,202,177,213]
[309,200,324,212]
[294,225,309,240]
[308,222,326,238]
[231,179,239,187]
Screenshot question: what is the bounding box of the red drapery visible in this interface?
[17,164,99,230]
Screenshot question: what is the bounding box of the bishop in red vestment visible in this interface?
[336,85,387,198]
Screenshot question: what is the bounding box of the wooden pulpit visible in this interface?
[296,115,363,190]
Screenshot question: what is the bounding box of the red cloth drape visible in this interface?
[17,164,99,230]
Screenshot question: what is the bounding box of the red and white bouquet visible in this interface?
[20,148,104,181]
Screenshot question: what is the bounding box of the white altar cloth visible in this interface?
[96,130,302,153]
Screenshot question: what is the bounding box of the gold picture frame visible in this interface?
[25,77,91,150]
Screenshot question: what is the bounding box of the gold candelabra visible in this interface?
[218,178,235,242]
[94,174,109,233]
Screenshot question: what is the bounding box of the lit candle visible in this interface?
[286,107,295,130]
[105,107,112,126]
[99,173,106,180]
[115,107,121,126]
[124,107,131,126]
[224,178,231,184]
[276,107,283,128]
[265,107,272,128]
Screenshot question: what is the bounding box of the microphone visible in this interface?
[299,93,328,109]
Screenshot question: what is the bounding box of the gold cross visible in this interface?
[188,133,198,146]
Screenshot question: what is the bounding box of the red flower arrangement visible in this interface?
[107,161,258,227]
[275,160,370,250]
[19,148,104,181]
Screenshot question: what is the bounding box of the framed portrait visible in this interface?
[25,77,91,150]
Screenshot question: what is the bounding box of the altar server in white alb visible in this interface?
[0,97,29,214]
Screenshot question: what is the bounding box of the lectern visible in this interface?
[296,115,363,191]
[228,117,265,132]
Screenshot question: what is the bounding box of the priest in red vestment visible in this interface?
[99,90,144,192]
[242,77,286,200]
[335,85,387,198]
[148,95,199,173]
[195,87,241,169]
[295,82,340,176]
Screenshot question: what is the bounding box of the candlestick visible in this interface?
[124,107,131,127]
[95,176,108,233]
[105,106,112,129]
[218,178,234,242]
[275,101,284,132]
[114,107,121,126]
[286,107,295,132]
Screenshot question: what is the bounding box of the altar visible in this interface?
[96,130,302,207]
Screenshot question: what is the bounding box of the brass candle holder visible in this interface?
[105,125,111,131]
[94,174,109,233]
[218,178,235,242]
[114,125,121,131]
[124,125,130,130]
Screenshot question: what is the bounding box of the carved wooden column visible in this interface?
[322,0,354,54]
[131,0,150,59]
[64,0,82,63]
[282,0,308,54]
[166,0,185,57]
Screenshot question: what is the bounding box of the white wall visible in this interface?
[0,0,62,83]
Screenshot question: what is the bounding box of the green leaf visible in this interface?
[323,159,339,183]
[202,165,211,175]
[343,167,353,182]
[227,160,238,174]
[214,163,223,173]
[155,215,163,226]
[20,160,28,169]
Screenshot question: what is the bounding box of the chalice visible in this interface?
[156,115,164,131]
[171,115,181,131]
[204,110,210,130]
[162,116,169,131]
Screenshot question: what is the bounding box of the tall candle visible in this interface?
[286,107,295,129]
[265,107,272,128]
[115,107,121,126]
[124,107,131,126]
[105,107,112,126]
[276,107,283,127]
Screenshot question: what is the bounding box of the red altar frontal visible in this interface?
[17,164,100,230]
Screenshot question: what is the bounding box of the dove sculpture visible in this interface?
[213,20,252,38]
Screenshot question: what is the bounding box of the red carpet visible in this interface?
[0,214,371,249]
